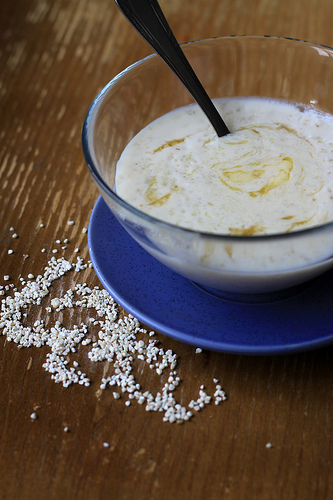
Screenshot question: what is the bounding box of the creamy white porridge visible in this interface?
[115,97,333,236]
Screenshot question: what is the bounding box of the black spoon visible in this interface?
[115,0,230,137]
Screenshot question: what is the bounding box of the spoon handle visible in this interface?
[115,0,230,137]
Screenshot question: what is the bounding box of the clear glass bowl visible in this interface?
[82,36,333,296]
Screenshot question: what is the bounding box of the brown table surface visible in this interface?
[1,0,333,499]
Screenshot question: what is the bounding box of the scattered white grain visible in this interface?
[195,347,202,353]
[41,248,46,253]
[52,249,58,254]
[8,250,13,255]
[74,248,79,253]
[50,298,61,309]
[103,442,110,448]
[214,384,227,405]
[30,412,37,420]
[266,442,273,449]
[82,228,88,234]
[4,275,10,281]
[40,223,45,228]
[64,426,69,432]
[0,245,227,424]
[67,221,75,226]
[64,238,69,244]
[12,233,18,239]
[9,227,14,231]
[188,388,212,412]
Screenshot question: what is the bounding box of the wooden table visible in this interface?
[1,0,333,498]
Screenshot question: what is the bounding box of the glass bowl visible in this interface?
[82,36,333,297]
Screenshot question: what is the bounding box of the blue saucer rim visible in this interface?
[90,267,333,355]
[88,197,333,356]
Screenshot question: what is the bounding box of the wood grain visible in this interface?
[1,0,333,499]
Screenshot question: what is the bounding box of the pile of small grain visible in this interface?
[0,224,226,424]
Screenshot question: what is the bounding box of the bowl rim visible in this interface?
[82,34,333,243]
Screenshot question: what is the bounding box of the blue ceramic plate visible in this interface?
[88,197,333,355]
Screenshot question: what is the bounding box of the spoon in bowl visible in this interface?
[115,0,230,137]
